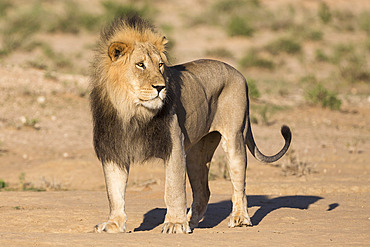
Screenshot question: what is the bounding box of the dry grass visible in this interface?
[275,149,317,177]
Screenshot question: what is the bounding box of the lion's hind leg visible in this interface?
[186,132,221,229]
[221,132,252,227]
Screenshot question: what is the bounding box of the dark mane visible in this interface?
[100,15,156,43]
[90,85,174,168]
[90,15,173,169]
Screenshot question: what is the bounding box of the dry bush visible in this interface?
[276,149,317,177]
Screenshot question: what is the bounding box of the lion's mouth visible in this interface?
[139,94,161,102]
[137,87,166,110]
[138,95,164,110]
[139,90,166,102]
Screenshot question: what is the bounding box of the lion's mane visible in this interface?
[90,16,174,168]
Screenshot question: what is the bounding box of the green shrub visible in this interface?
[318,2,332,24]
[332,9,356,32]
[0,179,7,189]
[247,79,260,99]
[47,1,100,33]
[213,0,260,14]
[339,55,370,83]
[227,16,254,37]
[307,30,323,41]
[0,4,43,55]
[259,105,271,125]
[0,0,12,17]
[331,43,370,83]
[306,84,341,110]
[265,37,301,55]
[315,49,330,62]
[206,48,234,59]
[239,49,274,70]
[331,43,354,64]
[358,11,370,35]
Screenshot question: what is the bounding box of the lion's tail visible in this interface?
[245,120,292,163]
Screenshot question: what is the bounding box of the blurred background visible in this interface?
[1,0,369,107]
[0,0,369,190]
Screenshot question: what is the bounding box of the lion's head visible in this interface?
[91,16,169,121]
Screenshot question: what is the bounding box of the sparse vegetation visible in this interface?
[358,11,370,35]
[192,0,263,35]
[332,9,357,32]
[303,29,324,41]
[0,0,12,17]
[47,1,99,34]
[18,173,46,192]
[0,141,6,157]
[0,179,8,189]
[40,177,63,191]
[209,155,230,181]
[315,49,330,62]
[21,117,41,130]
[0,0,156,74]
[247,79,260,100]
[19,172,26,190]
[227,16,254,37]
[259,105,272,125]
[277,149,317,177]
[306,84,342,111]
[251,102,289,125]
[265,37,302,55]
[0,3,42,56]
[239,49,274,70]
[318,2,332,24]
[0,0,367,95]
[331,44,370,84]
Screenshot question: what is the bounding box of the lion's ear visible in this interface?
[154,36,168,53]
[108,42,128,62]
[161,36,168,46]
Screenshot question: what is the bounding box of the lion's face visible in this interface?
[127,43,167,110]
[105,41,168,117]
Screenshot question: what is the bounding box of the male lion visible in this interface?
[90,16,291,234]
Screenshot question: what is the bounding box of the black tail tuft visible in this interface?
[281,125,291,141]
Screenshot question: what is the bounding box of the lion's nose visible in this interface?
[152,85,165,93]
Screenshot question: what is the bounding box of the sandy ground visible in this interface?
[0,65,369,246]
[0,191,368,246]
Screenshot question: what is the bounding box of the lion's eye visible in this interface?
[136,62,145,69]
[159,63,164,69]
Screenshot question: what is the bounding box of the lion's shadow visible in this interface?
[134,195,324,231]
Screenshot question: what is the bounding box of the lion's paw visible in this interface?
[161,222,192,234]
[228,215,252,228]
[94,220,126,233]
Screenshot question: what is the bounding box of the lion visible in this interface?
[90,15,291,234]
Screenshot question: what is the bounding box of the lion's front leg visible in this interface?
[94,162,129,233]
[162,119,191,234]
[162,161,190,234]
